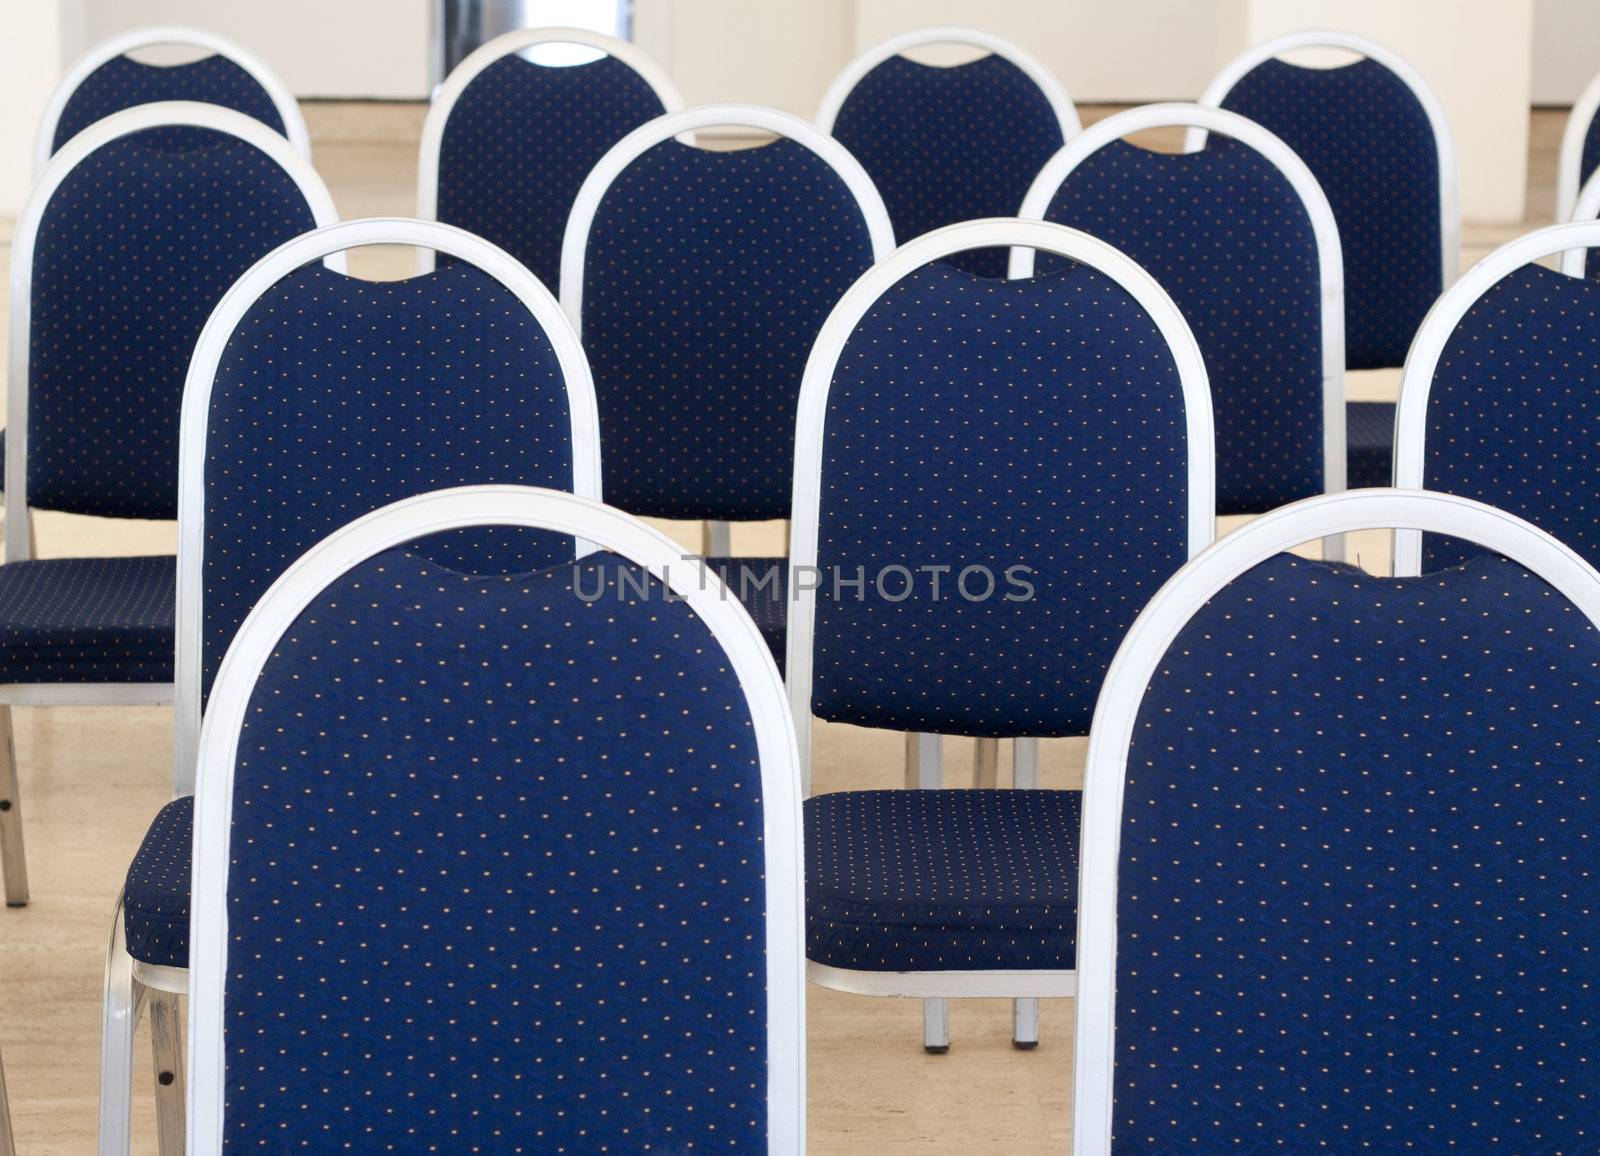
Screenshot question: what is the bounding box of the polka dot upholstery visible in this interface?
[27,127,320,519]
[1345,398,1396,488]
[120,257,584,969]
[812,263,1192,738]
[122,795,191,967]
[582,136,878,521]
[1420,263,1600,571]
[1581,109,1600,216]
[711,555,788,673]
[217,548,770,1148]
[1220,57,1442,370]
[806,789,1078,972]
[50,54,287,155]
[0,555,173,684]
[830,53,1065,278]
[1038,136,1325,514]
[435,53,668,293]
[1112,550,1600,1149]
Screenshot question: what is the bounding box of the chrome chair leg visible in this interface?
[0,708,28,907]
[701,519,732,557]
[907,732,948,1049]
[0,1040,15,1156]
[972,737,999,787]
[922,994,950,1054]
[1012,737,1041,1046]
[149,991,185,1155]
[99,895,142,1156]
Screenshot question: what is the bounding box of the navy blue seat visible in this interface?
[1029,111,1335,514]
[790,221,1212,1049]
[116,223,593,975]
[1408,260,1600,571]
[1076,494,1600,1151]
[183,490,803,1150]
[822,32,1074,278]
[424,30,678,293]
[0,106,330,910]
[806,789,1079,972]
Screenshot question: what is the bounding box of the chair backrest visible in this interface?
[1074,488,1600,1154]
[186,485,804,1152]
[1393,221,1600,576]
[173,217,601,788]
[1199,30,1456,370]
[787,219,1215,784]
[818,26,1078,278]
[5,102,335,563]
[417,26,681,293]
[1557,70,1600,221]
[35,26,308,174]
[562,103,893,523]
[1566,167,1600,277]
[1019,102,1343,519]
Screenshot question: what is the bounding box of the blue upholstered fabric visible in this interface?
[1420,262,1600,571]
[201,260,576,705]
[217,548,769,1148]
[830,52,1064,278]
[1581,106,1600,216]
[123,795,191,967]
[1345,399,1394,488]
[28,127,318,519]
[711,554,788,672]
[805,789,1078,972]
[435,53,667,293]
[1112,551,1600,1149]
[582,136,878,521]
[51,53,287,155]
[0,555,173,684]
[811,262,1192,737]
[1039,136,1324,513]
[1220,56,1442,369]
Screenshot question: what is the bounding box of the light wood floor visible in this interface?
[0,105,1569,1154]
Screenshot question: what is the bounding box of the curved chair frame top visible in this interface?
[172,216,603,791]
[5,101,337,566]
[1071,486,1600,1155]
[185,484,805,1152]
[34,25,310,176]
[1557,71,1600,221]
[415,25,684,231]
[1195,28,1459,288]
[1015,101,1346,499]
[785,218,1217,788]
[559,102,897,336]
[1568,163,1600,225]
[1391,220,1600,577]
[814,25,1080,139]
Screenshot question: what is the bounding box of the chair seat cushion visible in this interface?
[805,788,1079,973]
[123,795,192,968]
[0,554,174,683]
[1346,400,1395,489]
[709,555,787,673]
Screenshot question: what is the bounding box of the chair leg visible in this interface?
[0,708,28,907]
[0,1040,15,1156]
[1012,737,1041,1046]
[972,737,999,788]
[922,994,950,1054]
[99,896,144,1156]
[148,991,185,1156]
[701,520,732,557]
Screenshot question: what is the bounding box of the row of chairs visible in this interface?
[0,20,1597,1154]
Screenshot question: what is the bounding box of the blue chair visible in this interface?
[183,485,803,1151]
[1558,70,1600,222]
[818,27,1077,278]
[1073,488,1600,1153]
[1021,102,1345,520]
[562,102,893,665]
[1393,221,1600,578]
[97,218,601,1155]
[0,103,332,912]
[788,219,1215,1051]
[418,27,681,294]
[35,27,308,174]
[1202,31,1456,489]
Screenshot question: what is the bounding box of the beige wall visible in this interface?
[1532,0,1600,105]
[0,1,66,217]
